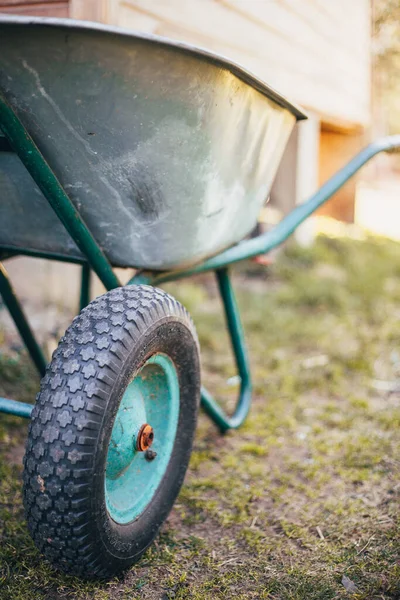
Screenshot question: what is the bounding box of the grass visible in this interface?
[0,234,399,599]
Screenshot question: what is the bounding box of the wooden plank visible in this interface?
[221,0,368,65]
[0,0,62,5]
[114,5,159,31]
[218,0,370,109]
[121,0,366,90]
[317,128,365,221]
[69,0,108,22]
[0,3,68,15]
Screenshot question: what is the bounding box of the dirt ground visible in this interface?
[0,235,399,600]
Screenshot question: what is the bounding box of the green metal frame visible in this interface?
[1,93,400,431]
[0,261,47,377]
[0,396,33,419]
[79,263,91,310]
[0,94,120,292]
[201,268,251,431]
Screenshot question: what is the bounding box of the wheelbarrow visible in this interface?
[0,16,399,579]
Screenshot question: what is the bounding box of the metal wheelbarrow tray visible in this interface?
[0,16,399,581]
[0,15,304,269]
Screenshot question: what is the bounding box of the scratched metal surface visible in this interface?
[0,17,304,269]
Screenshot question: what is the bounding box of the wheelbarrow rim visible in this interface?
[0,14,307,121]
[105,353,180,524]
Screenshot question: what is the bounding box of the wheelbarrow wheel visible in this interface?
[23,285,200,578]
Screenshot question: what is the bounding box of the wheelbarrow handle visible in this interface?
[148,135,400,285]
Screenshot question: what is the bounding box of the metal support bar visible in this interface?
[200,268,252,432]
[0,397,33,419]
[0,95,120,291]
[0,245,86,264]
[79,263,91,310]
[0,262,47,378]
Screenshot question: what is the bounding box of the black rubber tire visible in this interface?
[23,285,200,579]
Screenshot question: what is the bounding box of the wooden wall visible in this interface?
[0,0,68,17]
[91,0,372,131]
[0,0,372,130]
[318,128,365,223]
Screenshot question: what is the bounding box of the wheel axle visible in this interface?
[136,423,154,451]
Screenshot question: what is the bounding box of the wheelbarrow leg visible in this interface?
[79,263,91,310]
[201,268,252,432]
[0,261,47,377]
[129,267,253,432]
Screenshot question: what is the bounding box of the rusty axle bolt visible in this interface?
[136,423,154,452]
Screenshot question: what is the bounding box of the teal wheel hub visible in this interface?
[105,353,180,524]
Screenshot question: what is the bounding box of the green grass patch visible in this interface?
[0,234,399,599]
